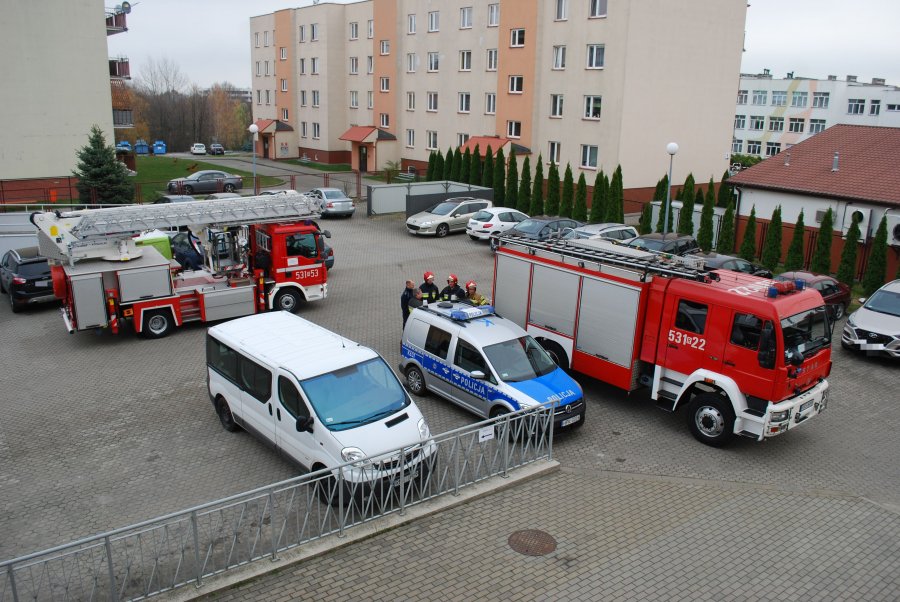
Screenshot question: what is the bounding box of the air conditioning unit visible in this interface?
[841,207,871,242]
[886,212,900,247]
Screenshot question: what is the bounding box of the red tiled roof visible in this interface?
[459,136,510,154]
[253,119,275,133]
[729,125,900,207]
[110,79,131,110]
[339,126,376,142]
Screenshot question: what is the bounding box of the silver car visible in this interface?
[406,197,492,237]
[842,279,900,358]
[167,170,243,194]
[307,187,355,218]
[568,223,639,242]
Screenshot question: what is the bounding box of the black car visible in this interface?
[209,143,225,155]
[0,247,56,312]
[491,216,584,250]
[624,233,699,256]
[690,252,773,278]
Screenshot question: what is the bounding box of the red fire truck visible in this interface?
[491,235,831,446]
[32,193,330,338]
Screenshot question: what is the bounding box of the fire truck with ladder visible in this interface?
[31,193,330,338]
[491,235,832,446]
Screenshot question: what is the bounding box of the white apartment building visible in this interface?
[251,0,747,193]
[732,71,900,159]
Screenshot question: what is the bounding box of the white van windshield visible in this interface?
[300,358,410,431]
[483,336,558,382]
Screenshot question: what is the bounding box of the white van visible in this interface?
[207,312,434,491]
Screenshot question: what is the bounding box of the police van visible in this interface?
[400,302,585,430]
[207,312,435,492]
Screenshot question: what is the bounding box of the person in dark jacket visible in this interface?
[420,271,440,304]
[440,274,466,301]
[401,279,417,325]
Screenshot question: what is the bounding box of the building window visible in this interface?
[349,57,358,74]
[870,100,881,115]
[265,90,270,104]
[255,32,260,48]
[731,138,742,154]
[809,119,826,134]
[428,52,440,72]
[367,91,374,109]
[813,92,830,108]
[768,117,784,131]
[590,0,608,17]
[406,129,415,148]
[510,29,525,47]
[380,113,390,128]
[428,11,439,32]
[407,91,415,110]
[255,61,261,76]
[736,89,748,104]
[486,49,498,71]
[264,61,270,76]
[311,57,319,74]
[888,104,900,111]
[299,58,305,74]
[256,89,261,104]
[310,23,319,41]
[555,0,568,20]
[300,90,307,106]
[426,130,438,150]
[507,121,522,138]
[457,133,470,147]
[312,123,320,139]
[368,20,374,38]
[301,122,307,137]
[752,90,767,105]
[765,142,781,157]
[460,50,472,71]
[312,90,320,107]
[771,91,787,106]
[548,141,561,164]
[380,77,390,92]
[282,108,289,120]
[264,31,269,47]
[552,45,566,70]
[581,145,599,169]
[407,53,416,73]
[460,6,473,28]
[791,91,808,107]
[350,21,359,39]
[281,78,287,92]
[380,40,390,55]
[734,115,746,129]
[587,44,605,68]
[367,56,374,74]
[112,109,133,126]
[459,92,471,113]
[747,140,761,155]
[427,92,439,111]
[350,91,359,108]
[485,93,496,114]
[488,4,499,27]
[788,117,804,133]
[848,98,865,114]
[509,75,524,93]
[280,47,287,60]
[298,25,305,43]
[551,94,564,117]
[584,95,602,119]
[408,14,416,34]
[749,115,764,130]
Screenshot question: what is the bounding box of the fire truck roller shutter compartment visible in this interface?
[576,277,641,368]
[529,264,579,337]
[117,263,172,303]
[69,273,108,330]
[493,254,531,327]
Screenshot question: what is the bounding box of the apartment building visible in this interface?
[732,71,900,159]
[250,0,746,191]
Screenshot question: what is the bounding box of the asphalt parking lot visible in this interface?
[1,207,899,581]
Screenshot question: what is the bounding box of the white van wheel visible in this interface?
[216,397,240,432]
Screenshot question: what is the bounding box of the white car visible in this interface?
[466,207,529,241]
[190,143,207,155]
[567,222,639,242]
[842,279,900,358]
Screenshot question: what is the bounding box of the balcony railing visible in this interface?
[109,57,130,79]
[105,11,127,35]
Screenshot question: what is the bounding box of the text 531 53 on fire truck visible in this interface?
[491,235,832,447]
[30,193,330,338]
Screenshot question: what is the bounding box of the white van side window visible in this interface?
[278,375,309,418]
[240,356,272,402]
[424,325,452,359]
[207,336,238,382]
[454,339,496,384]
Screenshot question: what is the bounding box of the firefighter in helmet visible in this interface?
[441,274,466,301]
[420,271,440,304]
[465,280,489,306]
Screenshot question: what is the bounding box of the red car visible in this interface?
[776,271,851,319]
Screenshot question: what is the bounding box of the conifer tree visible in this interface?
[836,214,861,286]
[518,156,532,213]
[560,164,574,218]
[460,148,472,184]
[425,152,436,181]
[505,148,519,208]
[761,206,783,270]
[574,173,588,221]
[638,203,653,234]
[493,147,506,204]
[450,148,462,182]
[862,216,889,296]
[810,208,834,274]
[530,156,545,216]
[588,171,604,223]
[655,175,673,233]
[717,199,736,253]
[739,205,758,261]
[717,170,732,207]
[74,125,134,204]
[442,148,453,180]
[545,161,560,215]
[677,173,696,235]
[697,183,716,253]
[482,146,494,190]
[470,145,482,186]
[433,151,445,182]
[606,165,624,223]
[784,210,806,272]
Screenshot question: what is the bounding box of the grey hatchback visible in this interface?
[167,170,243,195]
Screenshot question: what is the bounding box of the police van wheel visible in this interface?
[142,310,173,338]
[216,397,240,432]
[687,393,734,447]
[274,289,302,313]
[405,366,427,396]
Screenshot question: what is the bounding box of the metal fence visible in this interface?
[0,407,554,602]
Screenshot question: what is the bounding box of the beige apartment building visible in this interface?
[250,0,747,192]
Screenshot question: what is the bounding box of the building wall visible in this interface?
[0,0,114,180]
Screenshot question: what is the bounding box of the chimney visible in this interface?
[828,75,837,81]
[763,68,770,76]
[786,71,794,79]
[847,75,857,82]
[831,152,839,172]
[872,77,886,86]
[784,152,791,166]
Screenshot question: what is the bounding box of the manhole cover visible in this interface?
[508,529,557,556]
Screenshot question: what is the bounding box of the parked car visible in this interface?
[0,247,56,312]
[491,216,584,250]
[259,189,299,196]
[466,207,529,241]
[307,187,355,218]
[776,271,851,319]
[406,197,492,237]
[167,170,243,194]
[567,222,639,242]
[204,192,242,200]
[624,233,699,256]
[190,143,207,155]
[841,279,900,358]
[690,252,773,279]
[153,194,195,204]
[208,143,225,155]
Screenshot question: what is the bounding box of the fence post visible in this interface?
[501,415,510,478]
[269,489,278,561]
[7,564,19,602]
[548,406,555,461]
[191,511,202,587]
[453,433,461,496]
[105,535,118,602]
[324,173,330,188]
[398,446,407,516]
[337,469,346,538]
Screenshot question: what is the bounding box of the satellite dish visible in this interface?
[121,1,131,13]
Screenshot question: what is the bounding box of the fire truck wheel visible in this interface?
[216,397,240,432]
[436,223,450,238]
[274,289,302,313]
[142,309,174,338]
[405,366,428,396]
[539,340,569,371]
[687,393,734,447]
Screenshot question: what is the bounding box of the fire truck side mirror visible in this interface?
[321,230,332,239]
[785,348,804,367]
[757,323,776,370]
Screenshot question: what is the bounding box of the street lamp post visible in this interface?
[248,123,259,194]
[663,142,679,240]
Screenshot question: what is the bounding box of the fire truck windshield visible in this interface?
[483,336,558,382]
[780,306,831,359]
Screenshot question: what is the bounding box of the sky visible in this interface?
[107,0,900,89]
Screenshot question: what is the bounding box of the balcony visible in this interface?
[106,8,128,35]
[109,57,131,79]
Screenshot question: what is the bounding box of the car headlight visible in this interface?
[846,314,856,327]
[418,418,430,440]
[341,447,370,467]
[770,410,790,423]
[419,220,433,227]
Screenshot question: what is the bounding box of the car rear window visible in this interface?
[323,190,345,199]
[17,261,50,278]
[515,219,545,234]
[472,210,493,221]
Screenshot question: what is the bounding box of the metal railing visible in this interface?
[0,407,554,602]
